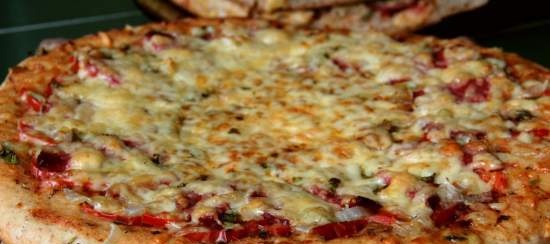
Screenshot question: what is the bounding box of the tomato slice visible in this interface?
[80,203,172,228]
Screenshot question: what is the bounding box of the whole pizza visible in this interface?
[0,19,549,243]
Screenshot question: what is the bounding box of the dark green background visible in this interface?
[1,0,549,81]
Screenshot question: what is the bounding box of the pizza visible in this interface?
[169,0,489,35]
[0,19,549,244]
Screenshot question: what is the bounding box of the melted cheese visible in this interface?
[23,23,528,234]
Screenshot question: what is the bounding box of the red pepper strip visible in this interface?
[311,213,396,240]
[368,213,397,226]
[21,90,47,112]
[17,121,57,146]
[183,231,223,243]
[80,203,172,228]
[311,219,369,240]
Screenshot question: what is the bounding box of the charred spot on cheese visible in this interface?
[16,22,513,238]
[35,151,70,173]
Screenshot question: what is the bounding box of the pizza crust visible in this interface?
[0,19,549,244]
[169,0,489,35]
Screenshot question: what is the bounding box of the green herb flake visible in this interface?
[220,211,240,224]
[259,229,268,239]
[328,177,341,192]
[0,146,18,164]
[529,178,540,186]
[513,110,534,122]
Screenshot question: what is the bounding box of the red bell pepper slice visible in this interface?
[80,203,172,228]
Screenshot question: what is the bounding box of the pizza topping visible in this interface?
[475,169,507,193]
[76,58,121,85]
[311,212,396,240]
[81,202,172,227]
[21,90,48,113]
[447,78,490,103]
[13,23,511,238]
[531,128,549,138]
[35,151,70,173]
[432,47,448,69]
[184,213,292,243]
[311,219,369,240]
[427,195,467,227]
[0,145,18,164]
[17,122,57,146]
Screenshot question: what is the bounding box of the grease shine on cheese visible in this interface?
[28,24,510,231]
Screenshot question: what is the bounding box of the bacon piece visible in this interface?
[331,58,350,72]
[80,203,172,227]
[432,47,448,68]
[311,219,369,240]
[427,195,467,227]
[447,78,490,103]
[17,122,57,146]
[412,89,425,100]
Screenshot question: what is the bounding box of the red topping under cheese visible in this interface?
[81,203,173,228]
[448,78,490,103]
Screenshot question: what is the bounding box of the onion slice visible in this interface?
[335,206,369,222]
